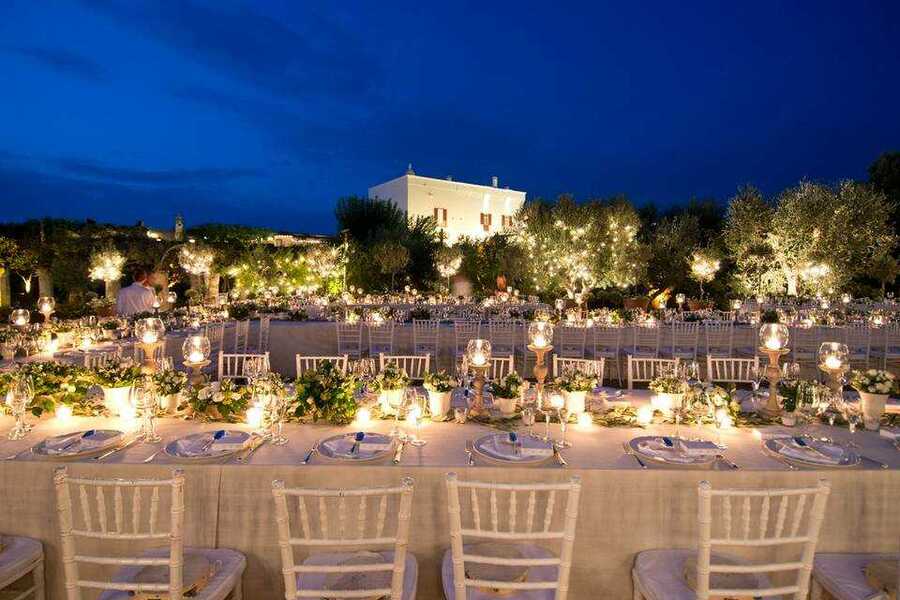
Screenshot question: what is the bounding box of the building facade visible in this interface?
[368,167,526,242]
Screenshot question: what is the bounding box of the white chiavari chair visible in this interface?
[256,315,271,353]
[552,356,604,381]
[842,323,871,369]
[590,326,622,386]
[705,356,759,385]
[204,322,224,357]
[54,467,246,600]
[632,324,661,358]
[271,478,417,600]
[703,321,734,358]
[83,348,123,369]
[443,473,582,600]
[556,324,587,358]
[626,356,679,390]
[790,326,820,367]
[379,354,430,380]
[368,322,396,357]
[336,322,363,360]
[231,319,250,354]
[812,552,899,600]
[882,323,900,369]
[632,479,830,600]
[487,320,518,357]
[0,534,44,600]
[412,319,440,359]
[670,322,700,360]
[489,355,515,380]
[295,355,349,378]
[453,320,480,362]
[217,352,270,382]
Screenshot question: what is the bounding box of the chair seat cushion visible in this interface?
[633,548,771,600]
[441,543,558,600]
[98,547,245,600]
[813,552,899,600]
[0,535,42,587]
[297,551,417,600]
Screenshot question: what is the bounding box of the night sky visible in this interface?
[1,1,898,234]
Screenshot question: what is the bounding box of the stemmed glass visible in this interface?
[407,391,427,447]
[267,390,289,446]
[6,375,33,440]
[244,358,262,387]
[133,379,161,443]
[556,407,572,449]
[521,405,536,438]
[390,388,412,439]
[749,364,765,410]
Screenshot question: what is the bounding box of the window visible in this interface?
[433,207,448,227]
[480,213,492,232]
[501,215,514,229]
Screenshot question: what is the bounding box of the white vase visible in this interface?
[859,392,888,431]
[160,393,181,415]
[102,385,133,416]
[379,388,403,416]
[426,389,452,419]
[56,331,73,348]
[564,390,587,415]
[494,395,518,416]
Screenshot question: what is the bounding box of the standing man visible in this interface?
[116,267,157,316]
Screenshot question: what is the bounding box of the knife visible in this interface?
[464,440,476,466]
[552,445,568,467]
[93,434,143,461]
[235,435,266,463]
[622,441,647,469]
[302,440,320,465]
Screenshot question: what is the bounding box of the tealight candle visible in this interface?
[246,405,264,429]
[141,332,159,344]
[407,406,421,423]
[56,404,73,422]
[188,350,204,363]
[533,333,547,348]
[356,407,372,426]
[764,337,781,351]
[577,412,593,429]
[45,338,59,355]
[471,351,486,367]
[824,355,841,370]
[636,405,654,426]
[752,428,763,441]
[550,393,565,410]
[651,394,674,415]
[120,403,137,424]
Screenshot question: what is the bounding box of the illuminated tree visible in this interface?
[88,245,126,300]
[689,248,721,298]
[371,241,409,290]
[435,245,462,291]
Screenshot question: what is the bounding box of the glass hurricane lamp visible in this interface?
[182,335,211,364]
[9,309,29,327]
[759,323,789,352]
[817,342,849,372]
[527,321,554,350]
[465,339,491,368]
[37,297,55,318]
[135,317,166,344]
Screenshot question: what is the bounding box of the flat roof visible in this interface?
[370,173,526,195]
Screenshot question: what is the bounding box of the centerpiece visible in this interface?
[491,371,525,416]
[184,379,252,422]
[91,358,142,416]
[849,369,896,431]
[372,362,409,416]
[293,361,358,425]
[423,370,454,419]
[555,368,598,415]
[648,373,688,416]
[777,379,821,426]
[153,369,188,414]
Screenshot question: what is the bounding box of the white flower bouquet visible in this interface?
[850,369,896,395]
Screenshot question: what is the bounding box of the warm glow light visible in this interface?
[246,404,264,429]
[765,337,781,351]
[577,412,593,429]
[550,393,565,410]
[651,394,674,414]
[356,407,372,426]
[471,351,486,366]
[119,403,137,425]
[188,350,204,363]
[824,355,842,370]
[637,405,654,426]
[407,406,421,423]
[752,428,762,441]
[56,405,73,422]
[141,332,158,344]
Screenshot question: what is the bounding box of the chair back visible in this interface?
[336,322,363,359]
[627,356,679,389]
[489,355,515,380]
[453,320,481,359]
[84,348,123,369]
[631,324,661,357]
[670,322,700,359]
[413,319,441,357]
[445,473,582,600]
[379,354,431,380]
[704,322,734,358]
[694,479,831,600]
[591,326,621,358]
[217,352,270,381]
[54,467,186,600]
[557,324,587,358]
[790,326,820,362]
[706,356,759,385]
[487,320,518,356]
[203,323,224,356]
[552,356,604,381]
[232,319,250,353]
[842,323,870,365]
[257,315,271,353]
[368,322,396,356]
[295,355,349,378]
[272,478,415,600]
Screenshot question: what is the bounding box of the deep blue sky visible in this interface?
[1,1,898,234]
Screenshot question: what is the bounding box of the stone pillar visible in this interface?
[105,279,121,301]
[205,273,221,304]
[0,269,10,308]
[37,268,53,297]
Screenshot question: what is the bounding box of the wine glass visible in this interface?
[407,392,427,447]
[133,381,161,443]
[390,388,412,439]
[268,391,289,446]
[6,375,33,440]
[522,406,536,438]
[243,358,261,386]
[556,407,572,449]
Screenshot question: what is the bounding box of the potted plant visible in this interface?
[423,370,454,418]
[850,369,896,431]
[153,369,188,414]
[91,358,142,416]
[491,372,525,416]
[99,319,120,340]
[293,361,359,425]
[372,363,409,416]
[555,368,598,414]
[777,379,803,426]
[648,374,688,416]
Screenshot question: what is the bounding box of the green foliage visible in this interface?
[423,370,454,392]
[292,361,359,425]
[492,372,524,398]
[455,234,529,296]
[185,379,252,422]
[371,241,409,289]
[0,363,97,417]
[371,362,409,391]
[91,359,143,388]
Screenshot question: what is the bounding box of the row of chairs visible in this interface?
[5,470,888,599]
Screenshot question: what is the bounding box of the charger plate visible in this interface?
[629,436,718,469]
[31,429,123,460]
[317,433,395,463]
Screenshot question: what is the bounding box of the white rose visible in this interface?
[877,383,891,394]
[867,369,877,376]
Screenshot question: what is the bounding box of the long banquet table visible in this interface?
[1,389,898,599]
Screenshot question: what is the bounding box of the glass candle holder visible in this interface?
[9,309,29,327]
[817,342,849,372]
[465,339,491,368]
[37,297,55,318]
[182,335,211,364]
[135,317,166,344]
[759,323,789,351]
[527,321,554,349]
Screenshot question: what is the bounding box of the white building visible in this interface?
[368,166,526,242]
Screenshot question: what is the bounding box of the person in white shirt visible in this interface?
[116,268,158,316]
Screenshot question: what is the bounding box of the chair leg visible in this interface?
[33,559,45,600]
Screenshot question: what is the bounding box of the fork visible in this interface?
[464,440,476,466]
[622,442,647,469]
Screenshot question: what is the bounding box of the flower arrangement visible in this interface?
[683,383,741,424]
[152,369,188,397]
[424,370,454,393]
[185,379,252,422]
[371,363,409,392]
[849,369,896,396]
[491,372,525,399]
[0,362,97,417]
[293,361,359,425]
[648,374,688,395]
[91,358,143,388]
[227,303,254,321]
[777,379,824,413]
[555,368,598,393]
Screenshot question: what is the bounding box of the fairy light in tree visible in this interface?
[179,244,215,275]
[690,251,720,297]
[89,248,126,284]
